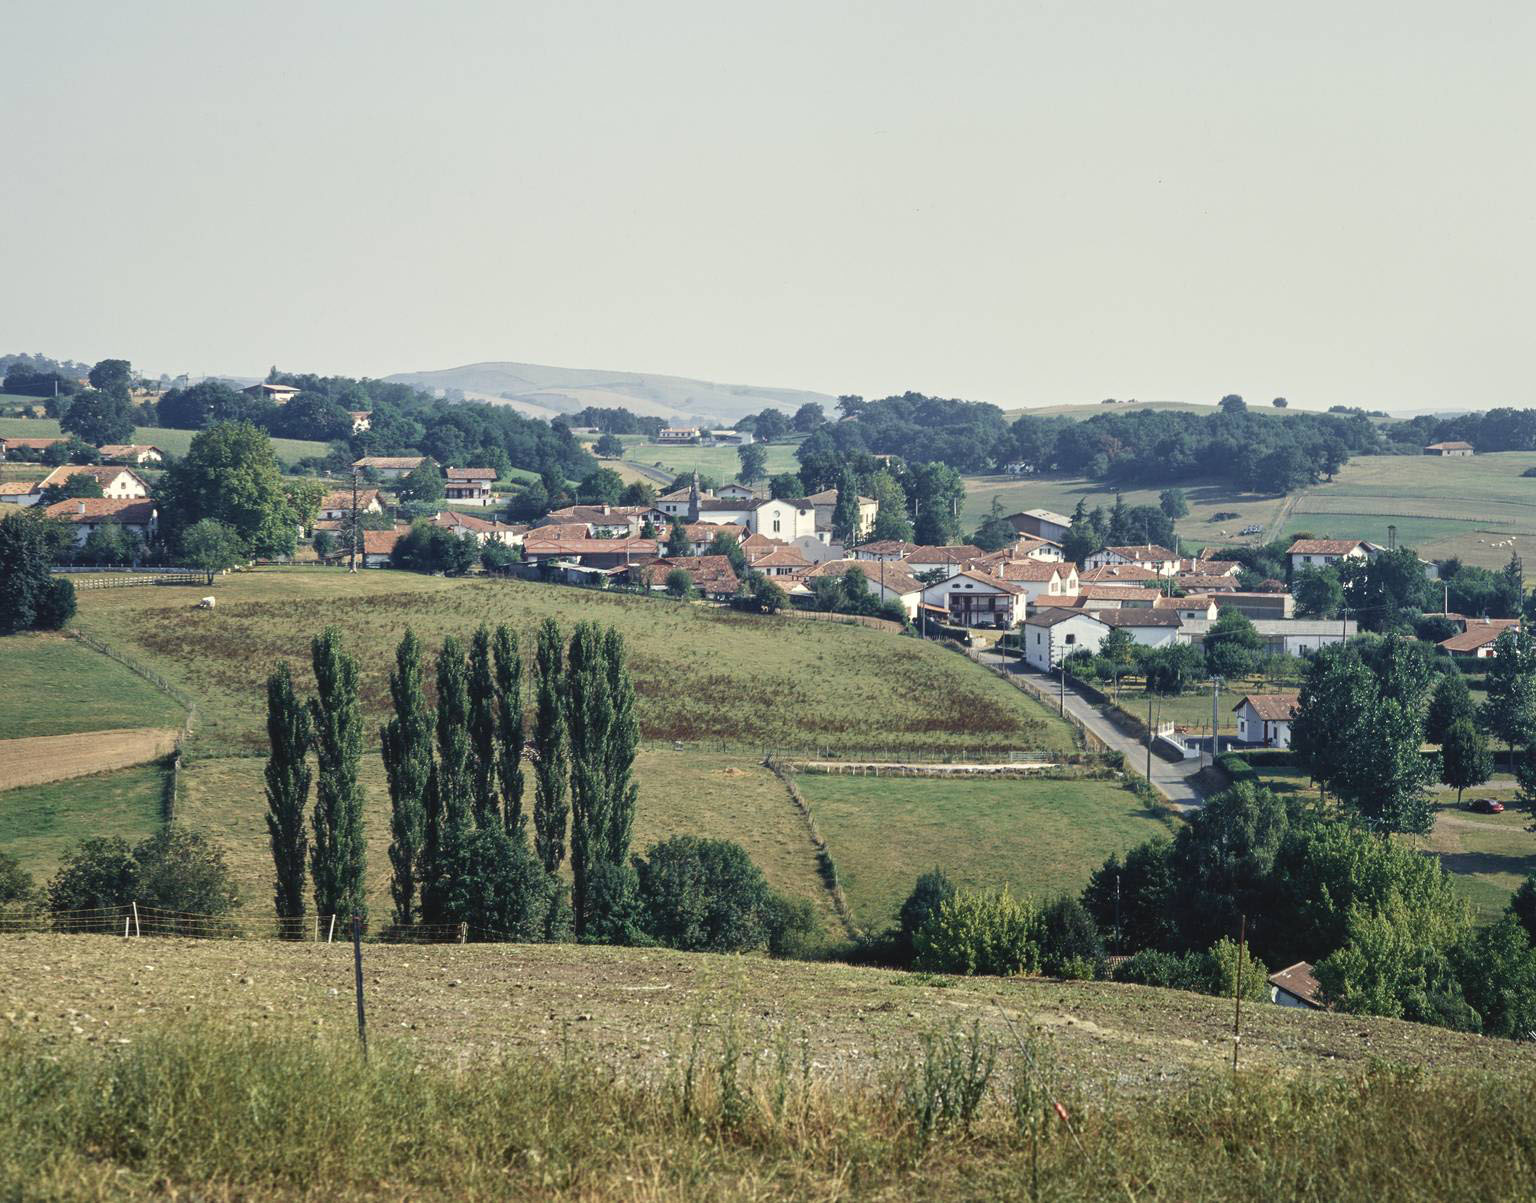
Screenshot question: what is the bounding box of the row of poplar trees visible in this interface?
[264,628,369,929]
[263,618,641,940]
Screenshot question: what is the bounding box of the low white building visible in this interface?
[1008,508,1072,542]
[1286,538,1371,575]
[42,498,158,547]
[1096,609,1184,647]
[97,444,165,465]
[1233,692,1300,748]
[353,455,428,480]
[1019,607,1109,671]
[318,488,384,521]
[1181,617,1357,656]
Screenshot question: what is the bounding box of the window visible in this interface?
[1064,633,1076,645]
[772,518,781,533]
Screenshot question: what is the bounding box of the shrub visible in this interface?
[1037,895,1105,978]
[914,886,1040,977]
[48,828,239,924]
[0,851,36,909]
[1216,752,1256,784]
[897,868,956,963]
[635,836,778,954]
[33,576,76,629]
[480,540,518,573]
[423,828,563,942]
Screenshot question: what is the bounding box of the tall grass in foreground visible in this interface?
[1,1021,1533,1200]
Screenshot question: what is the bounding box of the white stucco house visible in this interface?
[1286,538,1371,575]
[1232,692,1300,748]
[921,569,1027,628]
[1019,607,1109,672]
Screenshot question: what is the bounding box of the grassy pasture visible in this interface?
[70,570,1076,759]
[961,472,1284,546]
[179,747,840,923]
[0,762,167,883]
[0,633,186,739]
[616,436,803,483]
[0,417,330,466]
[793,773,1174,932]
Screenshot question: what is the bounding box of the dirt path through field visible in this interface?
[0,728,179,790]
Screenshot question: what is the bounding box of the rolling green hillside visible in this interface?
[0,417,329,465]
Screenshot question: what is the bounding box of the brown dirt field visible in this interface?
[3,935,1532,1091]
[0,728,179,790]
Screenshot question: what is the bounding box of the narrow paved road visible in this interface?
[976,651,1206,812]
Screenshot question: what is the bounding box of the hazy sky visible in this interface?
[3,1,1530,410]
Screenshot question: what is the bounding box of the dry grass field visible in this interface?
[4,933,1529,1088]
[70,569,1077,759]
[0,728,179,791]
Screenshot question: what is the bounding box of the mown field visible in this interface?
[0,633,186,739]
[0,417,330,465]
[793,773,1174,932]
[607,435,804,482]
[967,451,1536,568]
[178,747,841,926]
[69,570,1077,759]
[0,763,167,883]
[961,472,1284,547]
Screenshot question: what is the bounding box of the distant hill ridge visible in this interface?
[385,360,838,426]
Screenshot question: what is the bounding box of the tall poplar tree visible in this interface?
[566,623,615,934]
[603,626,639,866]
[380,629,433,929]
[309,627,368,922]
[532,618,568,875]
[264,660,311,932]
[493,624,526,835]
[467,625,500,829]
[830,465,861,546]
[435,635,474,842]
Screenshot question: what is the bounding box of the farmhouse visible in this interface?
[1423,441,1474,457]
[748,545,812,578]
[361,527,405,567]
[443,467,497,506]
[802,559,925,618]
[1438,619,1521,658]
[347,410,372,433]
[637,555,739,598]
[656,427,701,444]
[921,569,1027,629]
[0,435,65,459]
[1286,538,1370,573]
[42,498,158,547]
[1095,608,1184,647]
[38,465,151,499]
[1173,573,1242,594]
[243,382,301,404]
[1268,962,1323,1010]
[318,489,384,522]
[1153,594,1219,621]
[97,444,164,465]
[991,559,1079,605]
[429,510,520,546]
[715,483,760,501]
[1082,544,1180,576]
[1019,607,1109,672]
[1233,692,1300,748]
[0,482,41,506]
[805,487,878,538]
[1009,535,1064,562]
[353,455,427,480]
[1006,508,1072,542]
[902,544,986,575]
[1060,584,1160,611]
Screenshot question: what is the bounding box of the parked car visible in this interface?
[1471,798,1505,815]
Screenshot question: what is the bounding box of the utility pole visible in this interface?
[1146,691,1154,779]
[1058,660,1065,715]
[348,467,360,573]
[1211,676,1222,761]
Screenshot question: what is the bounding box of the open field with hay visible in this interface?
[68,569,1077,759]
[792,773,1174,932]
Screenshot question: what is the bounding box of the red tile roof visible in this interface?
[43,498,156,524]
[1233,691,1300,720]
[1287,539,1369,556]
[445,467,497,481]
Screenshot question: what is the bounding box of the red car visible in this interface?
[1471,798,1505,815]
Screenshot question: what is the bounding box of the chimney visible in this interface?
[601,503,610,515]
[78,501,86,514]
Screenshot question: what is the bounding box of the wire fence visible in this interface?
[0,905,532,945]
[66,572,204,589]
